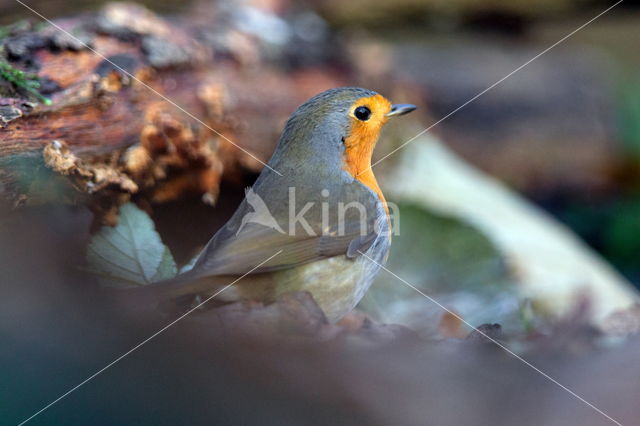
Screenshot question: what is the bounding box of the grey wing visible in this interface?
[187,181,388,278]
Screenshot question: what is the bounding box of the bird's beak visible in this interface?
[386,104,417,117]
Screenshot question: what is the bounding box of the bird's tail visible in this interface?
[114,271,236,316]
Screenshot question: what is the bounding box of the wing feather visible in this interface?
[187,179,388,279]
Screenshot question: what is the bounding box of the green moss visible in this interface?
[0,60,51,105]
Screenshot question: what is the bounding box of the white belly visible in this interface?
[272,241,388,322]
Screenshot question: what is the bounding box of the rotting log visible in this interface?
[0,2,344,224]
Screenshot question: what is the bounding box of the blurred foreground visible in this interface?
[2,206,639,425]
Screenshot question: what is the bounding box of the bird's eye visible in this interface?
[354,106,371,121]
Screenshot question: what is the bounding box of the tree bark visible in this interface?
[0,2,339,220]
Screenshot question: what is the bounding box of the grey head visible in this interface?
[266,87,378,176]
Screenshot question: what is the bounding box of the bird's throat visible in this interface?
[343,134,387,210]
[342,93,393,213]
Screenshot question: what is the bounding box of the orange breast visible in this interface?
[342,94,392,212]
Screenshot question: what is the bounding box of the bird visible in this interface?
[135,87,416,322]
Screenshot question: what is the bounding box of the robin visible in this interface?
[136,87,415,321]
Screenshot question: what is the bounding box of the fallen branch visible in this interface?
[0,2,338,219]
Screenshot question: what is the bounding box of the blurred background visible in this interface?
[4,0,639,281]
